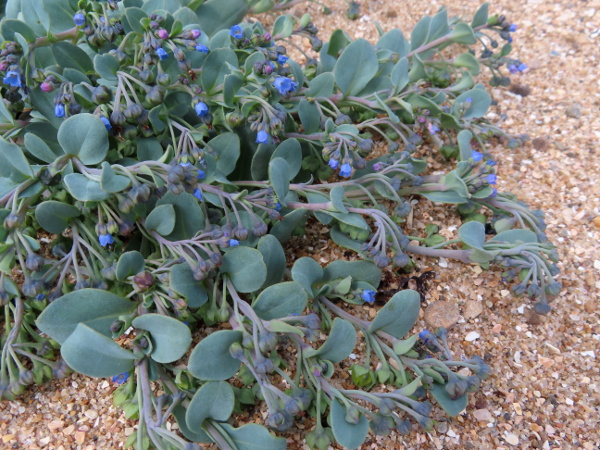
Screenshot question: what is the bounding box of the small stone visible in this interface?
[63,424,76,435]
[48,419,64,431]
[424,300,460,329]
[531,137,549,151]
[75,431,86,445]
[592,216,600,228]
[565,103,582,118]
[505,433,519,445]
[473,408,494,422]
[584,301,595,313]
[84,409,98,420]
[437,422,448,433]
[525,309,542,325]
[509,82,531,97]
[464,301,483,319]
[1,435,15,444]
[465,331,480,342]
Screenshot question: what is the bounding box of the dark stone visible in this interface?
[509,82,531,97]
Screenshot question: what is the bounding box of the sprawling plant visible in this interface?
[0,1,560,449]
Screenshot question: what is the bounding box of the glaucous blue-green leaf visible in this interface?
[298,99,321,135]
[391,57,409,95]
[458,221,486,249]
[122,6,147,33]
[334,39,378,96]
[322,260,381,288]
[36,289,135,344]
[271,138,302,179]
[428,8,449,41]
[223,72,244,107]
[410,15,431,50]
[94,53,120,81]
[201,48,238,93]
[327,29,351,57]
[470,248,496,264]
[452,89,491,119]
[63,173,110,202]
[376,28,409,57]
[155,192,204,241]
[0,93,14,124]
[253,282,308,320]
[291,257,323,297]
[422,170,469,204]
[329,399,369,450]
[306,72,335,98]
[145,204,176,236]
[449,22,477,45]
[43,0,77,33]
[0,19,36,42]
[430,383,468,417]
[453,52,480,76]
[489,229,538,244]
[330,224,364,254]
[169,263,208,308]
[288,59,305,90]
[471,2,489,27]
[100,162,131,193]
[206,132,240,176]
[21,0,49,35]
[52,41,93,72]
[457,129,473,161]
[368,290,420,338]
[186,381,234,433]
[272,14,293,38]
[257,235,285,288]
[137,137,164,161]
[196,0,248,37]
[23,132,63,163]
[304,318,356,363]
[219,424,286,450]
[35,201,80,234]
[132,314,192,363]
[0,137,34,181]
[330,185,348,214]
[57,114,109,165]
[61,323,136,378]
[270,208,308,243]
[173,405,212,443]
[221,247,267,293]
[250,142,275,181]
[269,157,290,207]
[188,330,243,380]
[116,251,145,281]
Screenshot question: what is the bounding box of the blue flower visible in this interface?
[195,101,209,117]
[111,372,129,385]
[230,25,244,39]
[507,36,513,43]
[229,239,240,247]
[99,233,115,247]
[509,24,517,32]
[256,130,270,144]
[508,64,519,74]
[361,290,376,303]
[328,158,339,170]
[3,71,21,87]
[275,202,282,211]
[272,76,298,96]
[277,55,289,65]
[339,163,352,178]
[100,116,112,130]
[156,48,168,60]
[471,151,483,162]
[193,188,203,201]
[73,12,85,26]
[54,103,65,118]
[35,294,46,301]
[486,159,497,166]
[518,63,527,72]
[197,169,206,179]
[419,330,433,343]
[486,174,497,184]
[195,44,209,53]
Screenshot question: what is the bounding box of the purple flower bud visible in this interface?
[157,28,168,39]
[372,162,383,171]
[339,163,352,178]
[508,64,519,74]
[156,47,168,60]
[361,290,376,303]
[195,44,209,53]
[73,13,85,27]
[195,101,209,117]
[230,25,244,39]
[190,29,201,39]
[40,82,53,92]
[256,130,270,144]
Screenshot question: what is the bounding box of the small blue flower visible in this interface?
[230,25,244,39]
[73,12,85,26]
[508,64,519,74]
[419,330,433,343]
[229,239,240,247]
[486,159,497,166]
[3,71,21,87]
[517,63,527,72]
[275,202,282,211]
[490,187,498,197]
[54,103,65,118]
[195,101,209,117]
[361,290,376,303]
[339,163,352,178]
[197,169,206,179]
[328,158,339,170]
[509,24,517,32]
[372,162,383,172]
[256,130,270,144]
[471,151,483,162]
[277,55,289,65]
[100,116,111,131]
[156,48,168,60]
[193,188,203,201]
[427,123,440,135]
[272,76,298,96]
[486,173,497,184]
[507,36,513,43]
[195,44,209,53]
[98,233,115,247]
[111,372,129,385]
[35,294,46,301]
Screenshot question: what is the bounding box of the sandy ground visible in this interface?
[1,1,599,449]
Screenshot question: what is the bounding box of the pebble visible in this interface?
[565,102,582,118]
[84,409,98,420]
[473,408,494,422]
[424,300,460,329]
[465,331,480,342]
[509,82,531,97]
[504,433,520,445]
[592,216,600,228]
[464,300,483,319]
[532,137,549,151]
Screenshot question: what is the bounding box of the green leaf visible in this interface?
[132,314,192,363]
[221,247,267,293]
[327,29,351,57]
[186,381,234,433]
[145,204,175,236]
[257,235,286,288]
[137,137,164,161]
[298,99,321,134]
[52,41,93,72]
[0,19,36,42]
[269,157,290,207]
[116,251,145,281]
[23,132,63,164]
[291,257,323,297]
[422,170,469,204]
[253,282,308,320]
[201,48,238,93]
[0,137,34,181]
[458,221,486,249]
[155,192,205,241]
[43,0,77,33]
[195,0,248,37]
[35,201,80,234]
[430,383,468,417]
[322,260,381,288]
[61,323,136,378]
[188,330,242,380]
[334,39,379,96]
[449,22,477,45]
[471,2,489,27]
[207,132,240,176]
[306,72,335,98]
[36,289,135,344]
[369,290,420,338]
[330,224,364,253]
[271,138,302,179]
[173,405,212,444]
[219,423,286,450]
[428,9,449,41]
[391,57,409,95]
[272,14,294,38]
[304,318,356,363]
[376,28,409,57]
[330,185,348,214]
[452,89,491,119]
[21,0,50,34]
[453,52,480,76]
[170,263,208,308]
[122,7,147,33]
[270,208,308,243]
[57,114,109,165]
[329,399,369,450]
[63,174,109,202]
[489,229,538,244]
[457,130,473,161]
[100,162,131,193]
[410,15,431,50]
[94,53,120,82]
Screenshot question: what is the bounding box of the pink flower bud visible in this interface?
[190,29,201,39]
[40,82,53,93]
[157,29,169,40]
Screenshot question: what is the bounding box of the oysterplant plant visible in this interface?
[0,1,561,449]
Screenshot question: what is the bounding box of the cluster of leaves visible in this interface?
[0,1,560,449]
